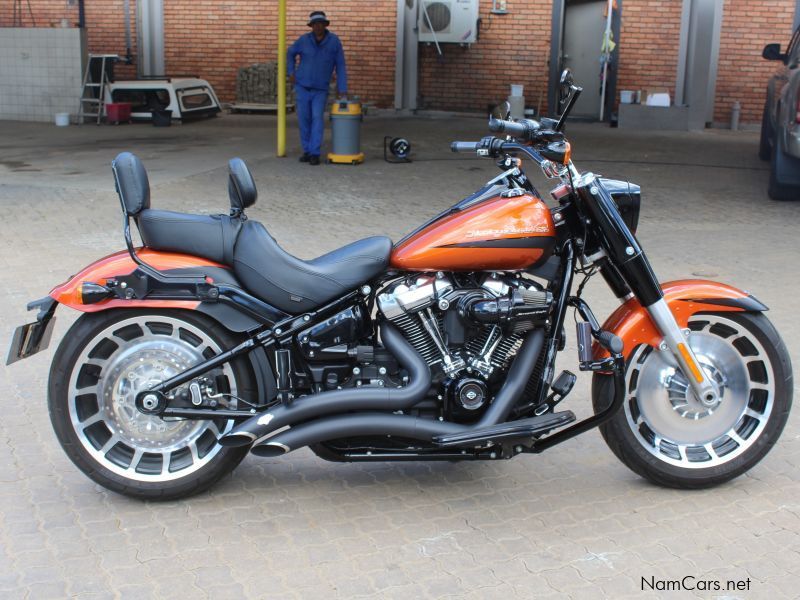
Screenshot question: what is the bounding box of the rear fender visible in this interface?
[593,279,768,359]
[49,248,270,333]
[46,248,277,393]
[50,248,224,312]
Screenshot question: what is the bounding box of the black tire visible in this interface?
[769,137,800,201]
[592,312,792,489]
[48,309,256,500]
[758,101,772,161]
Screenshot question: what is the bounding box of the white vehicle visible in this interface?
[107,78,222,121]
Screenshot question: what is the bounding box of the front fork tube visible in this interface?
[646,299,720,405]
[575,175,719,405]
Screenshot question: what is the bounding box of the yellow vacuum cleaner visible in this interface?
[327,99,364,165]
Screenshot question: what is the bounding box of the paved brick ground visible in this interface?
[0,115,798,599]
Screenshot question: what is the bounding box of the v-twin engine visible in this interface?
[377,274,552,381]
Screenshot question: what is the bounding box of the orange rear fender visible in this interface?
[593,279,768,359]
[50,249,225,313]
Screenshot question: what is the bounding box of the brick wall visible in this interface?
[2,0,795,123]
[715,0,795,124]
[615,0,683,107]
[163,1,396,106]
[418,4,553,113]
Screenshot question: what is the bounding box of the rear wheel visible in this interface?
[49,309,255,500]
[593,312,792,489]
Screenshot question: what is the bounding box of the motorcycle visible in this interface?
[7,72,792,500]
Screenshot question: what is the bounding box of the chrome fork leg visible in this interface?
[646,299,720,406]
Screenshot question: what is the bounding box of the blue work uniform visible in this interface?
[287,31,348,157]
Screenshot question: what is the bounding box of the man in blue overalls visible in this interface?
[287,11,348,165]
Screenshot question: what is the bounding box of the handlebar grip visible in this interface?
[596,330,624,356]
[488,118,527,137]
[450,141,481,153]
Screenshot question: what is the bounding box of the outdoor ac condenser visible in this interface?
[418,0,479,44]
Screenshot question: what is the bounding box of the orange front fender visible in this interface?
[593,279,768,359]
[50,249,225,313]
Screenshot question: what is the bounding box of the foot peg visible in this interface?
[534,370,576,415]
[433,411,576,448]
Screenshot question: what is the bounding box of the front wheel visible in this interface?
[48,309,256,500]
[593,312,792,489]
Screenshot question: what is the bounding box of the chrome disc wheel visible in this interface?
[625,314,774,468]
[67,315,236,482]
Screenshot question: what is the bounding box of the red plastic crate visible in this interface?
[106,102,132,124]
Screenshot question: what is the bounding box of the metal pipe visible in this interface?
[277,0,287,157]
[250,413,466,457]
[475,329,545,426]
[123,0,133,64]
[219,323,432,447]
[78,0,86,28]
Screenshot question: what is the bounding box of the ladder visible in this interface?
[78,54,119,125]
[12,0,35,27]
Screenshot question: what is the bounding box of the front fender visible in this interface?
[50,248,226,312]
[593,279,768,359]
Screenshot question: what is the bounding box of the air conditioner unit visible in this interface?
[419,0,479,44]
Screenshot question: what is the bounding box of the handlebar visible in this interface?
[450,137,549,166]
[450,141,482,153]
[488,118,540,141]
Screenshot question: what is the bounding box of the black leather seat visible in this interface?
[113,153,254,265]
[234,221,392,313]
[113,152,392,314]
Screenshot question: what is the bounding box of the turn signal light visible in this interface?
[563,142,572,164]
[79,282,113,304]
[796,98,800,124]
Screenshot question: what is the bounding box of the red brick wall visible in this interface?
[715,0,795,124]
[418,4,553,113]
[163,1,396,106]
[2,0,796,121]
[615,0,683,106]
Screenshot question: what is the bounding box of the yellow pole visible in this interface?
[277,0,287,157]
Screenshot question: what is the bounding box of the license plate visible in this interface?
[6,317,56,365]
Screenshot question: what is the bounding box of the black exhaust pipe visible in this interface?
[251,329,546,456]
[250,413,467,457]
[219,323,431,447]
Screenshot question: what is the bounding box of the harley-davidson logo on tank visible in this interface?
[390,194,556,271]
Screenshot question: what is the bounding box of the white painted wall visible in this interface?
[0,28,85,122]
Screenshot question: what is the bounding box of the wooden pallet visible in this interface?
[228,102,295,114]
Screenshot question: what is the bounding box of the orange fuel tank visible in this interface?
[390,193,556,271]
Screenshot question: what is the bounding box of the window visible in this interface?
[178,87,214,111]
[111,89,171,113]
